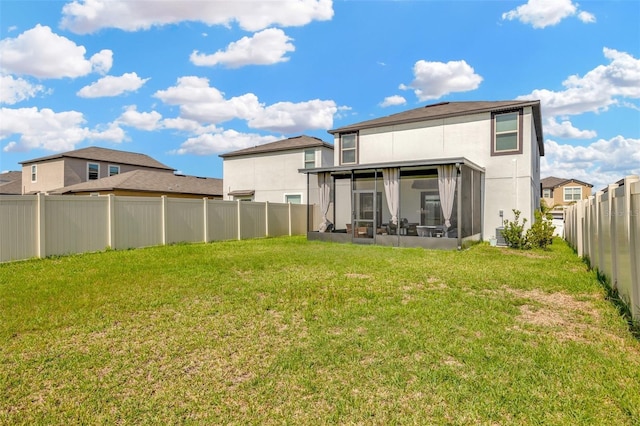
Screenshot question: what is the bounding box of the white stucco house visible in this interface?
[304,100,544,249]
[220,135,334,204]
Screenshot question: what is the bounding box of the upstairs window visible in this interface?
[109,165,120,176]
[87,163,99,180]
[31,165,37,182]
[304,149,315,169]
[341,133,357,165]
[492,111,522,155]
[285,194,302,204]
[542,189,552,198]
[564,187,582,202]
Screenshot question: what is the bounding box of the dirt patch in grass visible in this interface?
[508,289,600,342]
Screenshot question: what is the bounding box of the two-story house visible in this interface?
[20,146,175,194]
[304,100,544,249]
[220,135,334,204]
[541,176,592,207]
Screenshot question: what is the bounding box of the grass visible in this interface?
[1,237,639,425]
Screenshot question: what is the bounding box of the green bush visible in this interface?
[501,208,556,250]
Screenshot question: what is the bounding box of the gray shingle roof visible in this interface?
[328,100,544,155]
[20,146,175,171]
[219,135,333,158]
[0,171,23,195]
[541,176,593,189]
[49,170,222,197]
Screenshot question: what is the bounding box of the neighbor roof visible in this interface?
[0,171,23,195]
[541,176,593,189]
[49,170,222,197]
[219,135,333,158]
[20,146,175,171]
[328,100,544,155]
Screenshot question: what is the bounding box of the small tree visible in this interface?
[501,209,528,249]
[526,208,555,249]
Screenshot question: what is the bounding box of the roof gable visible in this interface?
[541,176,593,189]
[219,135,333,158]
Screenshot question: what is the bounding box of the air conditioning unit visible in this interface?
[495,227,507,246]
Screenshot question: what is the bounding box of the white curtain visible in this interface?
[383,168,400,225]
[317,172,332,231]
[437,165,457,229]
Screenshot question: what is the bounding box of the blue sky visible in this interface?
[1,0,638,191]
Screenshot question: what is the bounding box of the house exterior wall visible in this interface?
[332,106,540,240]
[223,147,332,204]
[543,182,592,207]
[21,159,65,194]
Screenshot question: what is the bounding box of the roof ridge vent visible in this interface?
[426,102,450,108]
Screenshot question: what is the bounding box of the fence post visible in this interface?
[36,193,46,259]
[608,183,619,289]
[288,202,292,236]
[161,195,168,245]
[575,199,584,257]
[265,201,270,237]
[237,200,242,240]
[203,197,209,243]
[108,194,115,249]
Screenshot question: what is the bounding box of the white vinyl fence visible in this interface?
[564,175,640,320]
[0,194,312,263]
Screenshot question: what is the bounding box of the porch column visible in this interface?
[456,164,462,250]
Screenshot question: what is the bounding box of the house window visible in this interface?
[304,149,315,169]
[87,163,99,180]
[542,189,552,198]
[31,165,37,182]
[285,194,302,204]
[563,187,582,202]
[108,165,120,176]
[492,111,522,155]
[341,133,357,164]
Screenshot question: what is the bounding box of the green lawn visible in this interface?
[1,237,639,425]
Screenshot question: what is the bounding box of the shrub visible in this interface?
[501,209,528,249]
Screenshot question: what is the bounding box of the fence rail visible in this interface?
[0,194,311,263]
[565,175,640,320]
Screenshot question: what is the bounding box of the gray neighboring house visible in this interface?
[220,135,334,204]
[0,171,23,195]
[49,170,223,199]
[20,146,175,194]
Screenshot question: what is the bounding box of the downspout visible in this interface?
[456,163,462,250]
[306,172,310,234]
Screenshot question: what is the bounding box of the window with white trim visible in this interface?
[493,111,520,154]
[304,149,315,169]
[563,187,582,202]
[108,165,120,176]
[87,163,99,180]
[340,133,357,164]
[31,165,37,182]
[285,194,302,204]
[542,189,551,198]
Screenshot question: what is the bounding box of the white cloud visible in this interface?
[519,48,640,117]
[379,95,407,107]
[502,0,594,29]
[0,75,45,104]
[542,137,640,190]
[77,72,149,98]
[155,76,338,132]
[400,59,482,101]
[0,107,125,152]
[117,106,162,131]
[61,0,334,34]
[162,117,220,135]
[191,28,295,68]
[173,130,279,155]
[544,117,596,139]
[0,25,112,78]
[248,99,337,133]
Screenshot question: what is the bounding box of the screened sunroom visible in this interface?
[304,158,484,250]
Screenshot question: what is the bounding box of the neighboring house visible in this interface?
[540,176,593,238]
[303,100,544,249]
[220,135,334,204]
[541,176,592,207]
[0,171,23,195]
[20,146,175,194]
[48,170,223,199]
